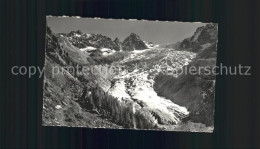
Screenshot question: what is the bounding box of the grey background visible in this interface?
[47,17,206,45]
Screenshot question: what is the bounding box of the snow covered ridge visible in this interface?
[144,41,159,49]
[79,46,96,52]
[100,48,116,56]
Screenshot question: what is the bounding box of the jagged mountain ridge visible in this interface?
[59,31,121,53]
[165,23,217,52]
[177,23,218,52]
[59,30,152,53]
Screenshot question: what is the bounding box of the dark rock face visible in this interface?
[197,24,218,44]
[122,33,148,51]
[178,23,218,53]
[113,37,121,51]
[46,26,58,53]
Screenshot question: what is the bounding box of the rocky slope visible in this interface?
[43,24,217,132]
[43,27,122,128]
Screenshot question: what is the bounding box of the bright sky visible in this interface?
[47,17,207,45]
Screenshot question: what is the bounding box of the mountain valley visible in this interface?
[43,23,218,132]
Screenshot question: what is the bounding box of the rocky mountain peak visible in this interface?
[122,33,148,51]
[67,30,84,37]
[75,30,83,34]
[130,32,138,36]
[178,23,218,52]
[129,33,141,40]
[46,26,52,35]
[190,26,205,42]
[114,37,120,43]
[113,37,121,51]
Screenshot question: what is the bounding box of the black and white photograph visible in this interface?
[3,0,260,147]
[43,16,218,132]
